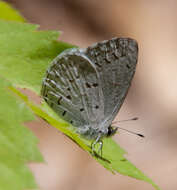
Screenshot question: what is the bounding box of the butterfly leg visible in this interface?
[91,133,102,156]
[97,140,103,156]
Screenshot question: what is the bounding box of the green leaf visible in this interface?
[0,77,43,190]
[0,2,43,190]
[0,1,25,22]
[0,2,160,190]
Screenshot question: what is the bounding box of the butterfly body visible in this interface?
[41,37,138,149]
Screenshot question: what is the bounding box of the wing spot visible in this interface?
[58,97,62,105]
[95,62,101,68]
[62,110,66,116]
[70,120,73,124]
[80,108,84,112]
[86,82,91,88]
[95,105,99,109]
[66,95,72,100]
[93,83,98,87]
[126,64,130,69]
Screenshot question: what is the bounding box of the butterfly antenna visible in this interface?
[112,117,138,124]
[113,126,144,138]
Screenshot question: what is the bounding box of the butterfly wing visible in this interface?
[85,38,138,126]
[41,48,104,128]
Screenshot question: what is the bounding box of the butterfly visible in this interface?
[41,37,138,155]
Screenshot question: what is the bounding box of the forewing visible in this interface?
[41,48,104,128]
[85,38,138,125]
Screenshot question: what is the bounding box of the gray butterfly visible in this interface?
[41,37,138,154]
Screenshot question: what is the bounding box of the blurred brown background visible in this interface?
[6,0,177,189]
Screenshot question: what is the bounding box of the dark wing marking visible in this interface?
[41,48,104,128]
[85,38,138,126]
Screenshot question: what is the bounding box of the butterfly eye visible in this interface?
[107,126,118,137]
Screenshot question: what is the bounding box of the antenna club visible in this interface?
[113,125,144,138]
[138,134,145,138]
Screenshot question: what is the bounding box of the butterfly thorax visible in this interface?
[77,123,116,140]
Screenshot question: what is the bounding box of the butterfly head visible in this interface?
[106,126,118,137]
